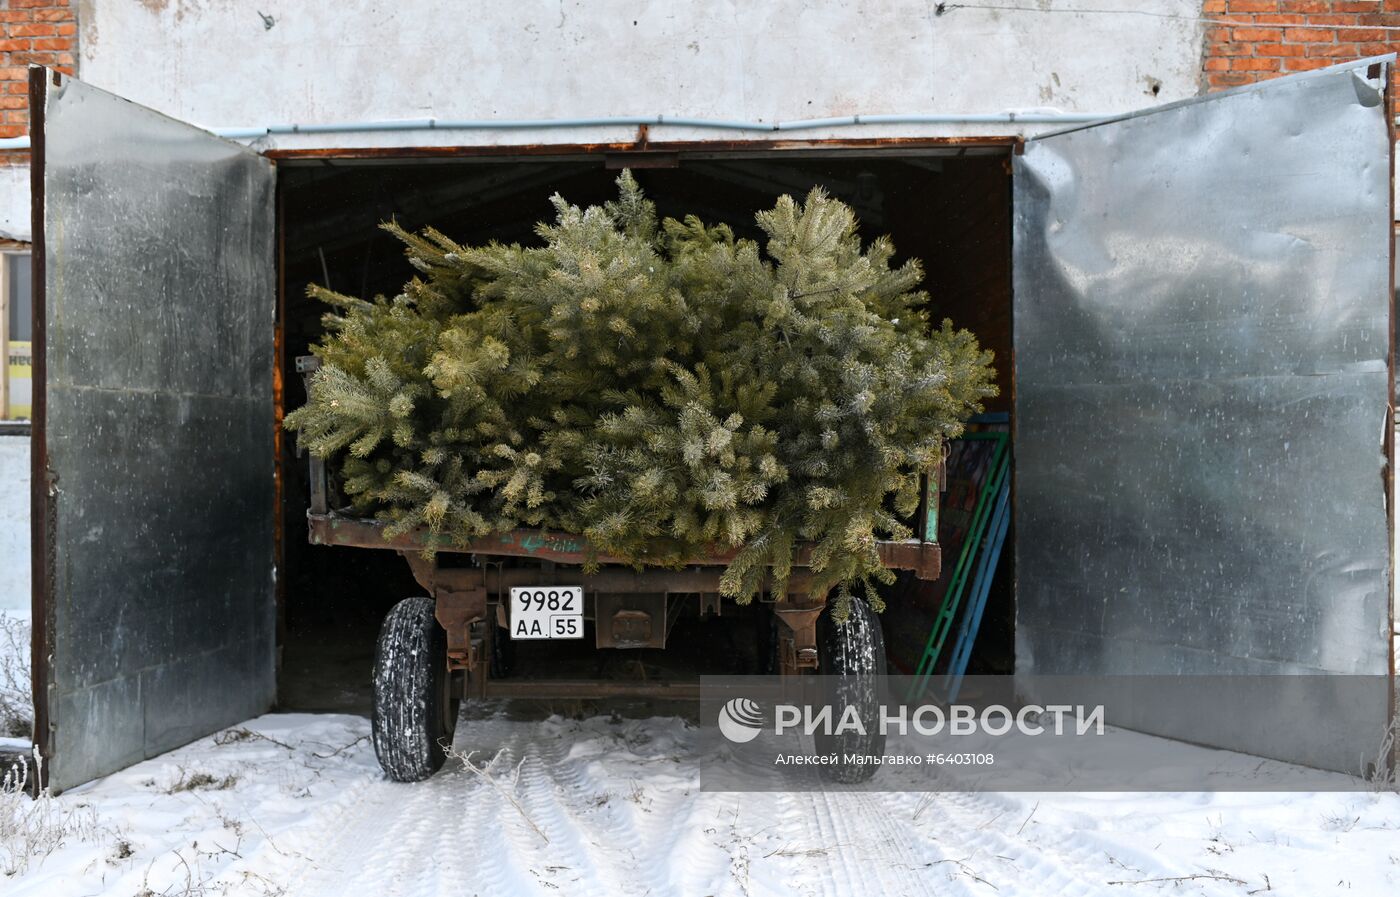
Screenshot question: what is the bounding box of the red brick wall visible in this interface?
[1202,0,1400,97]
[0,0,74,142]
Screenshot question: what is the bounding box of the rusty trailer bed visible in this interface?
[306,511,942,581]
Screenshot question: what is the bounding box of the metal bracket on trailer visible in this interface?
[773,603,825,674]
[402,553,487,673]
[435,582,488,672]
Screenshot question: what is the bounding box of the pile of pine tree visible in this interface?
[286,173,996,614]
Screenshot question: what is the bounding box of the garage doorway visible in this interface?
[273,150,1019,712]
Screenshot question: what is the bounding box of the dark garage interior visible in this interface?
[273,151,1018,713]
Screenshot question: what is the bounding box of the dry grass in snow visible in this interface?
[1,754,105,877]
[0,611,30,739]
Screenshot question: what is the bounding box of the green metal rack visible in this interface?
[907,423,1011,702]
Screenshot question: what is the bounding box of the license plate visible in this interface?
[509,586,584,640]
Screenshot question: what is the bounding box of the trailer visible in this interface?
[298,355,944,781]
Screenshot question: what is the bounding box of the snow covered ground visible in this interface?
[1,429,1398,895]
[0,698,1397,896]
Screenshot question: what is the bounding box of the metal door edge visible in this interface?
[1031,54,1396,141]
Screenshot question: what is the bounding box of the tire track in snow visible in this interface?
[817,788,988,897]
[273,777,423,895]
[271,719,997,897]
[277,713,727,897]
[256,774,389,891]
[256,709,1252,897]
[734,784,963,897]
[532,717,757,897]
[540,721,701,895]
[274,716,548,897]
[759,788,847,897]
[451,742,547,897]
[503,728,624,896]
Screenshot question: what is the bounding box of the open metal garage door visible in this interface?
[1013,59,1394,770]
[29,70,276,790]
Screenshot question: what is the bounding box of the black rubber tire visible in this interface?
[815,595,886,784]
[371,596,456,782]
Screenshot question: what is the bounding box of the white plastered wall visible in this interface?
[72,0,1206,149]
[0,1,1218,237]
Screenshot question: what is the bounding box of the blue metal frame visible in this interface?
[906,413,1010,702]
[943,475,1011,702]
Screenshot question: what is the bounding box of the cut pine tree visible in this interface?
[284,172,997,615]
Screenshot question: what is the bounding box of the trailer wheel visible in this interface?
[371,596,458,782]
[815,595,886,784]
